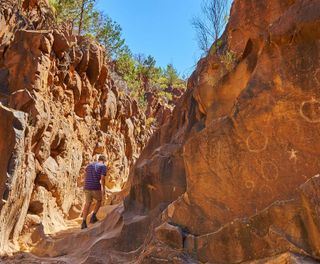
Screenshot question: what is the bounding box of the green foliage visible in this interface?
[49,0,127,58]
[48,0,59,10]
[115,50,140,103]
[209,39,223,55]
[135,54,161,91]
[163,64,179,87]
[153,64,186,90]
[146,117,158,128]
[220,50,236,71]
[49,0,186,110]
[157,91,173,102]
[115,52,186,109]
[51,0,95,34]
[89,12,126,58]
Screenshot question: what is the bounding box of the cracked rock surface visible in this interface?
[2,0,320,263]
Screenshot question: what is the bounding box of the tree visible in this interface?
[50,0,96,35]
[50,0,126,58]
[163,64,179,87]
[78,0,86,35]
[77,0,96,35]
[115,49,139,91]
[48,0,186,107]
[135,54,160,91]
[192,0,228,54]
[90,12,126,58]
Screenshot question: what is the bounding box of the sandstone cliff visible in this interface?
[2,0,320,263]
[126,0,320,262]
[0,0,151,254]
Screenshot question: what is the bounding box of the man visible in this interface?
[81,154,107,229]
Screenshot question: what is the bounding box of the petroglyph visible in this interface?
[245,180,255,190]
[261,161,279,181]
[300,98,320,123]
[314,69,320,85]
[288,149,298,162]
[147,184,157,191]
[246,131,268,153]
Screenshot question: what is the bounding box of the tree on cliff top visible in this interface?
[163,64,179,87]
[49,0,186,109]
[49,0,96,35]
[49,0,126,58]
[88,11,127,58]
[192,0,229,54]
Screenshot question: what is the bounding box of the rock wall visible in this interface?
[125,0,320,262]
[0,0,151,254]
[2,0,320,263]
[144,86,184,128]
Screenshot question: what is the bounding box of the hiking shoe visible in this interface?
[81,221,87,229]
[90,214,98,224]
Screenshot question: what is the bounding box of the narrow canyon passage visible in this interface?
[1,0,320,263]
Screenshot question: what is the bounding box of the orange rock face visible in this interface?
[2,0,320,263]
[0,0,151,254]
[125,0,320,262]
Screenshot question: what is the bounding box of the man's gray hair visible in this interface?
[98,154,107,162]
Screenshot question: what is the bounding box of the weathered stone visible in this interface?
[36,156,59,191]
[155,222,183,249]
[124,0,320,263]
[0,105,18,206]
[40,34,53,54]
[0,105,32,255]
[4,30,52,93]
[10,0,320,263]
[183,234,195,256]
[9,89,35,112]
[24,214,41,228]
[0,68,9,97]
[0,0,153,255]
[86,42,103,84]
[65,71,82,102]
[102,90,117,122]
[52,30,69,57]
[245,252,320,264]
[76,44,90,74]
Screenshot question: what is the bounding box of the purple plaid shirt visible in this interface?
[84,162,107,190]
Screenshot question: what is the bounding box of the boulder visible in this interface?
[155,222,183,249]
[52,30,69,57]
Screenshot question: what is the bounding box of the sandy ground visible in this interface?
[1,204,126,264]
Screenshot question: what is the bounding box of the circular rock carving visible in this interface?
[245,180,255,190]
[300,99,320,123]
[261,161,279,181]
[246,131,268,153]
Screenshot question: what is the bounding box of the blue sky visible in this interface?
[97,1,231,77]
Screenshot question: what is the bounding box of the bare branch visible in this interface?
[192,0,228,54]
